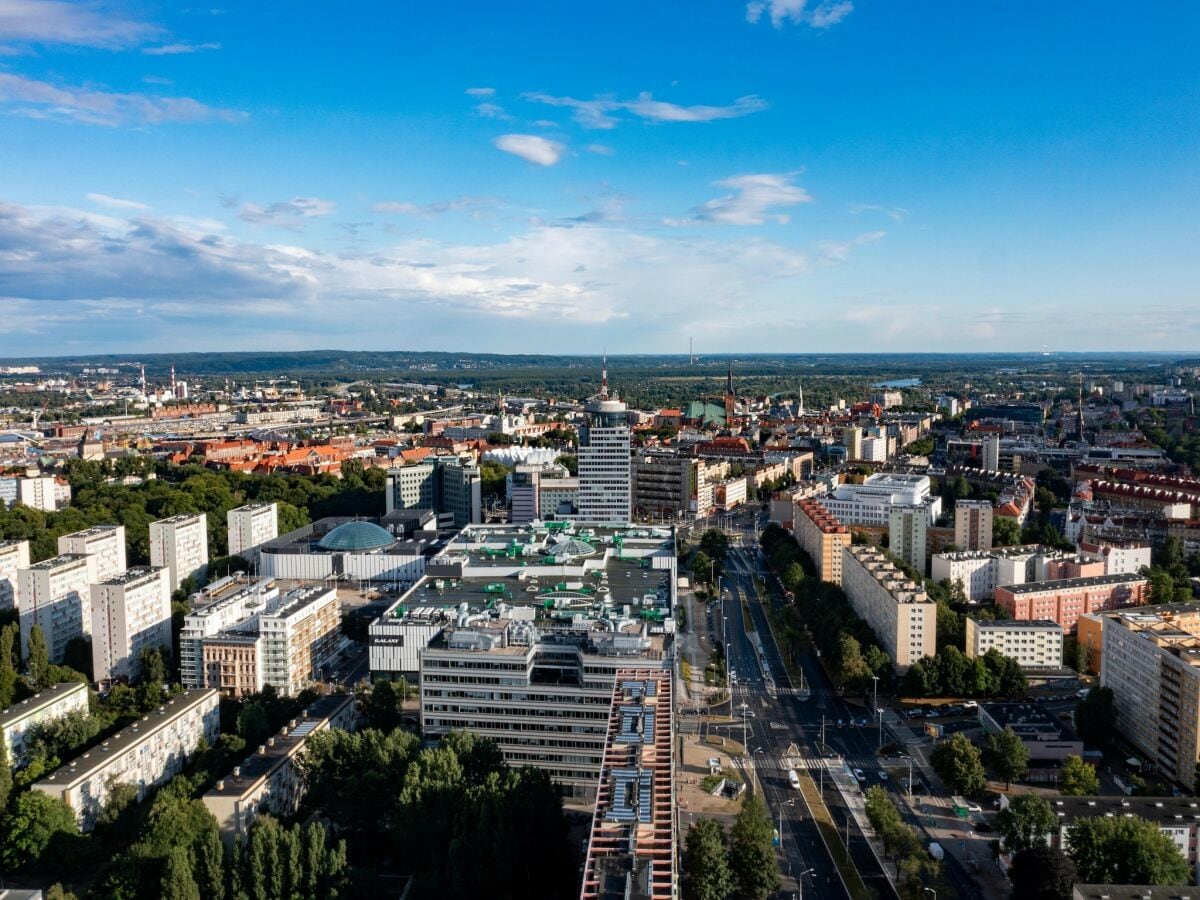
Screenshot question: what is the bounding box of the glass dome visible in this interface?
[317,520,396,552]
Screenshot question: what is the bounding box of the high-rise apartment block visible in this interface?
[57,525,126,583]
[1100,609,1200,788]
[150,513,209,592]
[982,433,1001,471]
[227,502,278,561]
[0,682,89,767]
[840,545,936,670]
[792,499,850,586]
[0,539,30,612]
[954,500,994,551]
[258,584,341,696]
[90,566,172,684]
[18,554,98,664]
[578,369,631,524]
[32,689,220,830]
[0,474,67,512]
[632,451,704,520]
[888,504,928,574]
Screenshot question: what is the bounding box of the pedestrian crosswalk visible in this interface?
[753,754,887,773]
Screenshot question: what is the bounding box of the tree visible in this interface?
[1009,846,1078,900]
[1068,814,1190,885]
[835,634,872,690]
[728,794,780,900]
[993,516,1021,547]
[363,679,407,732]
[27,623,49,689]
[691,550,714,586]
[930,733,987,796]
[1059,754,1099,796]
[140,644,167,686]
[699,528,729,562]
[1074,687,1115,747]
[682,818,733,900]
[0,741,11,810]
[0,790,79,871]
[236,701,271,747]
[160,845,201,900]
[996,794,1057,853]
[984,726,1029,788]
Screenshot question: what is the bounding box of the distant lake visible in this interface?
[872,378,922,388]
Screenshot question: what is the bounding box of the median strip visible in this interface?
[795,767,874,900]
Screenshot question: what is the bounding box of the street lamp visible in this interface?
[797,867,815,900]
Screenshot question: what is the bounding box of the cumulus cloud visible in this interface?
[586,143,614,156]
[816,230,885,262]
[493,134,565,166]
[522,91,767,129]
[85,192,149,211]
[236,197,336,229]
[0,73,244,126]
[465,86,495,97]
[142,41,221,55]
[0,196,866,353]
[850,203,909,222]
[747,0,853,28]
[473,102,510,120]
[673,173,812,226]
[0,0,159,49]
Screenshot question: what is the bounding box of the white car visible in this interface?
[853,768,866,782]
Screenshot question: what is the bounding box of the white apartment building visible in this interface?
[258,584,341,696]
[149,513,209,592]
[90,566,172,684]
[820,472,941,527]
[964,618,1063,668]
[955,500,994,551]
[0,539,30,612]
[180,576,281,690]
[840,545,936,670]
[861,436,888,463]
[983,433,1001,471]
[930,544,1069,603]
[202,693,355,845]
[0,474,67,512]
[227,502,279,561]
[18,554,98,664]
[0,682,89,767]
[31,689,220,830]
[57,525,127,583]
[1079,539,1152,576]
[888,505,928,574]
[578,395,631,524]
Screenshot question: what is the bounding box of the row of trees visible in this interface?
[931,729,1100,797]
[901,645,1027,699]
[863,786,938,896]
[680,795,781,900]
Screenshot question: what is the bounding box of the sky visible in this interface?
[0,1,1198,358]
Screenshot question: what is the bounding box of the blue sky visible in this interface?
[0,1,1197,357]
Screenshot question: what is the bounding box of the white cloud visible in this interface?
[0,0,159,49]
[493,134,565,166]
[236,197,336,230]
[522,91,767,129]
[850,203,909,222]
[0,73,244,126]
[816,230,885,262]
[142,41,221,55]
[586,143,614,156]
[85,192,149,211]
[675,173,812,226]
[747,0,853,29]
[474,102,510,120]
[371,196,496,218]
[465,86,495,97]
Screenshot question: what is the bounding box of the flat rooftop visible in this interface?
[1074,885,1199,900]
[1002,573,1147,594]
[969,618,1062,631]
[154,513,205,525]
[25,553,90,572]
[981,702,1080,743]
[34,689,217,787]
[205,693,352,799]
[1051,794,1200,824]
[61,525,122,539]
[99,565,165,587]
[0,682,87,729]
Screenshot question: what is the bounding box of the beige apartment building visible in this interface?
[0,539,30,612]
[149,512,209,592]
[840,545,936,670]
[32,689,220,830]
[18,554,98,664]
[57,525,127,583]
[1100,609,1200,788]
[954,500,994,551]
[90,566,172,684]
[793,498,851,586]
[965,618,1063,668]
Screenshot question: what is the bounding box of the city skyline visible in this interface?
[1,1,1198,356]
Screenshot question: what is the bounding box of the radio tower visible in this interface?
[1077,373,1085,441]
[600,353,609,399]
